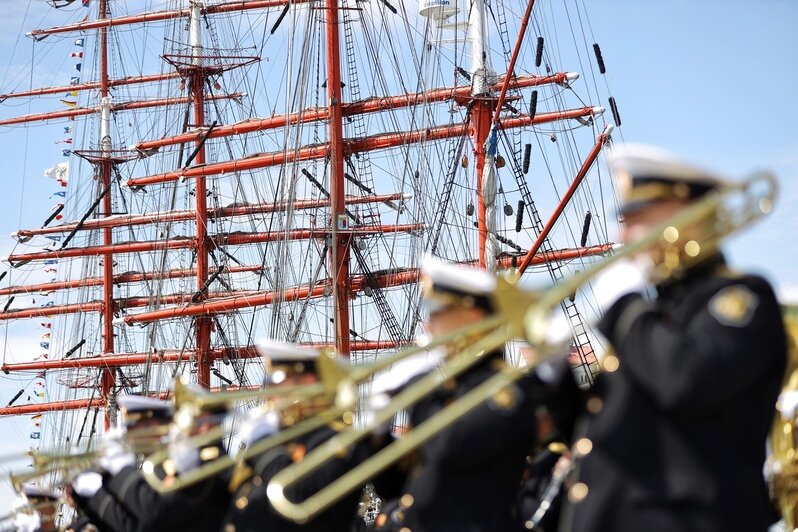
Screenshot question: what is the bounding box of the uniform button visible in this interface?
[568,482,589,504]
[375,514,388,528]
[224,525,236,532]
[399,528,412,532]
[399,493,414,509]
[252,476,262,486]
[574,438,593,457]
[602,355,620,373]
[235,496,249,510]
[586,396,603,414]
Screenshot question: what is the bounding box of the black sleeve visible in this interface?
[103,466,171,525]
[599,277,786,414]
[419,377,539,470]
[73,486,139,532]
[283,428,370,503]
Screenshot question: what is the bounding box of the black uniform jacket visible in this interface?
[73,443,231,532]
[222,424,370,532]
[70,482,138,532]
[566,256,787,532]
[375,351,580,532]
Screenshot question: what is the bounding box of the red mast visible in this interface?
[0,0,619,425]
[187,0,213,388]
[98,0,116,429]
[325,0,351,357]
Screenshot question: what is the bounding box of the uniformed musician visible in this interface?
[373,258,580,532]
[11,482,60,532]
[222,342,369,532]
[70,392,231,532]
[68,394,173,531]
[562,145,787,532]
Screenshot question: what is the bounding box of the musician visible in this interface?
[562,145,787,531]
[221,342,369,532]
[68,394,173,531]
[11,482,59,532]
[70,393,231,532]
[373,258,580,532]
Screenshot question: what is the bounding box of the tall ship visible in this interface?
[0,0,620,497]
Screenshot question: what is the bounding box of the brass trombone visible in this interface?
[0,499,62,530]
[4,424,172,491]
[140,319,506,493]
[266,171,778,523]
[8,450,103,492]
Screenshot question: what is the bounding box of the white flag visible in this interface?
[43,162,69,186]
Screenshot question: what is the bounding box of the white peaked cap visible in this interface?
[21,482,58,501]
[117,394,171,414]
[256,339,321,363]
[421,255,496,296]
[608,144,728,191]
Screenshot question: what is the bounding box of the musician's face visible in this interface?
[620,199,688,244]
[427,306,488,338]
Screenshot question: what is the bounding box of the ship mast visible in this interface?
[0,0,621,417]
[187,0,214,388]
[326,0,351,357]
[467,0,496,270]
[98,0,117,428]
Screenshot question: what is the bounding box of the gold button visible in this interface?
[235,496,249,510]
[574,438,593,457]
[568,482,589,503]
[587,396,603,414]
[252,476,262,486]
[399,493,414,509]
[399,528,411,532]
[224,525,236,532]
[491,387,517,410]
[602,355,619,373]
[376,514,388,527]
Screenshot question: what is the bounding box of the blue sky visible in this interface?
[589,0,798,298]
[0,0,795,511]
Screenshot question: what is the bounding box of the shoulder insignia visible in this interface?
[709,285,758,327]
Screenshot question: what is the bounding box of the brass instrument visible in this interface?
[8,450,103,492]
[3,423,171,491]
[142,343,460,493]
[265,171,778,524]
[0,499,62,530]
[768,305,798,530]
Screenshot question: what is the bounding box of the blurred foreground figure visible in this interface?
[563,145,787,532]
[11,483,59,532]
[373,258,580,532]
